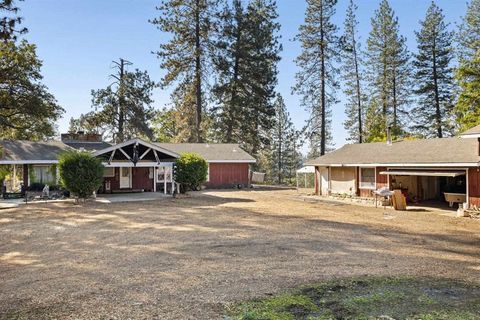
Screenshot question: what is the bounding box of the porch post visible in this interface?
[12,164,16,191]
[164,166,167,195]
[153,166,157,192]
[171,165,174,194]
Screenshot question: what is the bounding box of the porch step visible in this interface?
[111,189,144,194]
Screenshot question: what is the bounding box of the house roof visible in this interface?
[307,137,480,167]
[63,141,112,151]
[0,139,256,164]
[0,140,73,163]
[155,143,256,163]
[460,125,480,138]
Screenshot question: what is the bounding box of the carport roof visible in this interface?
[306,137,480,167]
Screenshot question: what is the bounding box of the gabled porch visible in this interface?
[93,138,180,194]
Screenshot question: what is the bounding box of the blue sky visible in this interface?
[19,0,468,149]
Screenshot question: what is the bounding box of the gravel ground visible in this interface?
[0,189,479,319]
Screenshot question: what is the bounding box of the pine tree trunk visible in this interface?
[118,59,125,143]
[432,37,443,138]
[194,0,203,143]
[320,7,326,156]
[352,32,363,143]
[392,71,397,133]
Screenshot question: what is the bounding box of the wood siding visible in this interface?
[205,163,250,189]
[376,166,388,189]
[468,168,480,207]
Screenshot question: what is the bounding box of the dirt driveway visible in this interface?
[1,189,479,319]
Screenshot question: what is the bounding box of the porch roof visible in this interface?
[307,137,480,167]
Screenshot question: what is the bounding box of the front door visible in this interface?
[120,167,131,189]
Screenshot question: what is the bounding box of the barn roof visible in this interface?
[155,143,256,163]
[307,137,480,167]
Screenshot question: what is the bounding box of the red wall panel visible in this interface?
[206,163,250,188]
[376,166,388,189]
[469,168,480,207]
[132,167,154,191]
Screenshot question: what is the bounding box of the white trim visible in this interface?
[460,133,480,139]
[0,160,58,165]
[323,163,479,168]
[102,161,174,168]
[140,148,151,160]
[153,149,160,163]
[118,147,132,161]
[153,166,157,192]
[359,167,376,190]
[93,138,179,158]
[108,149,116,164]
[379,170,466,177]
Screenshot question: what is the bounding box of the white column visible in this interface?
[153,166,157,192]
[170,165,174,194]
[164,166,167,195]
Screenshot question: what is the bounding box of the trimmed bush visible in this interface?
[174,152,208,193]
[58,151,104,201]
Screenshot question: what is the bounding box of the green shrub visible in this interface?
[174,152,208,193]
[58,151,104,200]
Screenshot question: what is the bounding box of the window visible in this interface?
[32,165,55,184]
[103,167,115,177]
[360,168,375,189]
[157,166,172,182]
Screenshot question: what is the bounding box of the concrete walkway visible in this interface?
[95,192,171,203]
[0,192,171,208]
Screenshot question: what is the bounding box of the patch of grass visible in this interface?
[225,277,480,320]
[228,293,319,320]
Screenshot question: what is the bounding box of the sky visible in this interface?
[18,0,469,150]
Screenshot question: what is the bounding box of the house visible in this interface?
[0,132,256,194]
[307,125,480,209]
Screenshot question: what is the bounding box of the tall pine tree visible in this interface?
[270,94,295,184]
[150,0,218,142]
[456,0,480,62]
[454,49,480,131]
[341,0,366,144]
[212,0,280,158]
[294,0,340,157]
[365,0,410,141]
[412,2,454,138]
[455,0,480,131]
[90,59,156,142]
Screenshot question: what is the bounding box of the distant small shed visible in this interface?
[296,166,315,192]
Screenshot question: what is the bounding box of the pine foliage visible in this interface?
[294,0,340,156]
[365,0,410,141]
[412,2,455,138]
